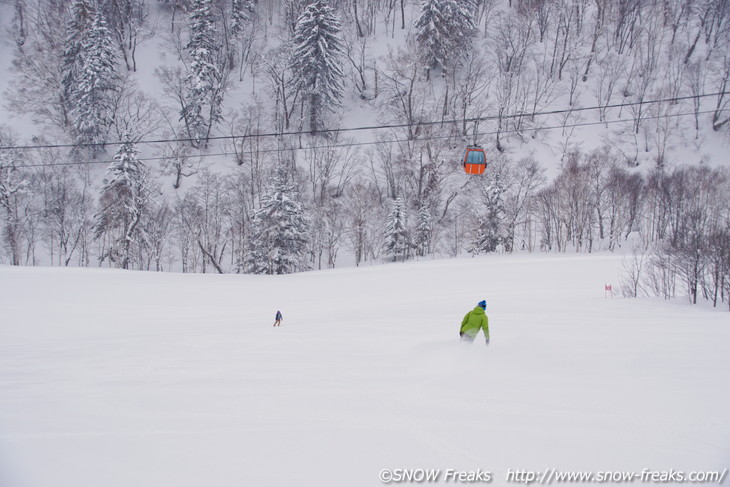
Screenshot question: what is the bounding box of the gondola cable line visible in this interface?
[1,91,728,153]
[5,107,728,169]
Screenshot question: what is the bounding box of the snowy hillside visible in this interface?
[1,253,728,487]
[0,0,730,274]
[0,1,729,314]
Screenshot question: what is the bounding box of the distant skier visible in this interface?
[273,310,283,327]
[460,300,489,345]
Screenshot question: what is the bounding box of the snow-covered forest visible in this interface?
[0,0,729,307]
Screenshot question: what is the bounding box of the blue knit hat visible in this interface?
[478,300,487,309]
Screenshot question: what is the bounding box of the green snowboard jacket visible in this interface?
[460,306,489,339]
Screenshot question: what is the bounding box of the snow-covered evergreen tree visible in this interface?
[243,164,311,275]
[414,204,432,257]
[414,0,476,75]
[182,0,225,147]
[231,0,257,37]
[383,197,411,262]
[63,0,95,123]
[290,0,345,134]
[70,9,118,154]
[94,134,150,269]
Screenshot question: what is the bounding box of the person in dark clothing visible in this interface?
[273,310,283,327]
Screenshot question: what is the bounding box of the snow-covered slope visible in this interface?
[0,254,728,486]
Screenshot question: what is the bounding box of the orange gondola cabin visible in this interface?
[461,145,487,175]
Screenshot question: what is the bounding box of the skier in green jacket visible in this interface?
[460,300,489,345]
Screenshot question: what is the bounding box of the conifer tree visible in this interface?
[383,197,411,262]
[71,9,118,154]
[63,0,95,124]
[414,0,476,75]
[231,0,257,37]
[414,204,432,256]
[183,0,225,147]
[244,163,311,275]
[290,0,345,134]
[94,134,150,269]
